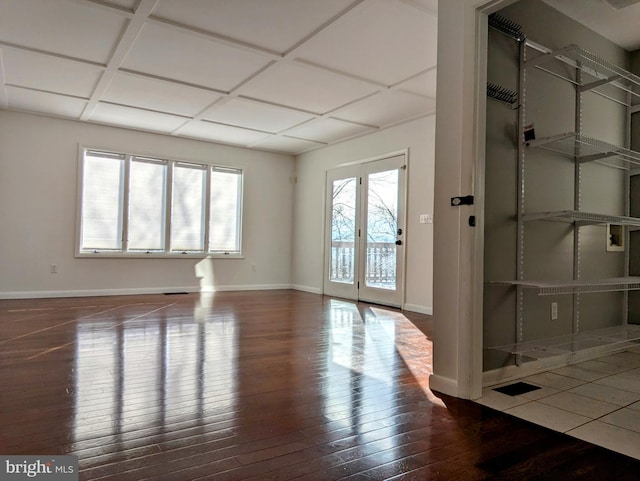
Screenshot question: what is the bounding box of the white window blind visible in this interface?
[78,149,242,257]
[80,152,124,250]
[171,164,206,252]
[128,159,167,251]
[209,168,241,253]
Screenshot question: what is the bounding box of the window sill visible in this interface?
[75,252,243,259]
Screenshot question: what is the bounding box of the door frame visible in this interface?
[322,150,409,309]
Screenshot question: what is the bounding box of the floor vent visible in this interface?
[493,382,541,397]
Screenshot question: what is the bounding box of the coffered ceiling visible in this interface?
[0,0,438,155]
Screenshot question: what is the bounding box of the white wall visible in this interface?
[431,0,492,399]
[292,116,435,314]
[0,110,295,298]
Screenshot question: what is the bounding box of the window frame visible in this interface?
[76,146,244,259]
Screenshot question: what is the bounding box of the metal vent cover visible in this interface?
[603,0,640,9]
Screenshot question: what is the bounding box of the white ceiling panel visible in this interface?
[251,136,324,154]
[7,87,87,118]
[103,73,222,117]
[90,103,188,133]
[151,0,357,54]
[402,0,438,13]
[294,0,437,86]
[285,117,374,144]
[2,49,102,98]
[397,69,437,99]
[121,23,271,91]
[180,120,272,145]
[0,0,440,155]
[101,0,138,11]
[0,0,127,63]
[203,99,314,133]
[242,62,379,114]
[333,91,435,127]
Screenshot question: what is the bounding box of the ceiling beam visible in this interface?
[0,49,8,109]
[80,0,159,121]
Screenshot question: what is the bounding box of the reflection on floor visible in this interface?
[479,348,640,460]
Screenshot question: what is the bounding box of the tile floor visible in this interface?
[478,347,640,460]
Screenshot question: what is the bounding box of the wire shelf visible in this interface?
[525,44,640,99]
[488,325,640,359]
[490,277,640,296]
[525,132,640,170]
[523,210,640,227]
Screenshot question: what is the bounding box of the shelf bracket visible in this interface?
[580,75,622,93]
[524,45,576,69]
[578,151,617,164]
[525,132,574,148]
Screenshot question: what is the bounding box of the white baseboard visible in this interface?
[207,284,292,292]
[0,284,294,299]
[429,374,459,397]
[482,342,635,388]
[403,303,432,315]
[290,284,323,295]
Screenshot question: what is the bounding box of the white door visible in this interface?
[324,155,407,307]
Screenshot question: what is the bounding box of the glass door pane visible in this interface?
[330,177,357,283]
[365,169,399,290]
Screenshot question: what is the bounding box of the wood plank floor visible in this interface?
[1,290,639,480]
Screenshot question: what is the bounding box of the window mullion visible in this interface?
[164,162,174,253]
[121,155,132,252]
[203,168,212,253]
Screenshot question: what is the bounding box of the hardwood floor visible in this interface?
[1,290,639,480]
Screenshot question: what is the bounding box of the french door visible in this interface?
[324,155,407,307]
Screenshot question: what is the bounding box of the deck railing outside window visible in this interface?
[330,241,396,288]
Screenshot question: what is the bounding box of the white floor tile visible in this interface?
[593,373,640,395]
[576,359,632,375]
[537,391,619,419]
[596,351,640,369]
[600,408,640,433]
[568,382,640,406]
[568,420,640,460]
[522,372,585,391]
[550,364,611,382]
[505,401,591,433]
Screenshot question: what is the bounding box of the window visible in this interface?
[78,149,242,257]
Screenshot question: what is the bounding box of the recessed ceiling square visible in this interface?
[397,69,437,99]
[90,103,188,133]
[179,120,272,146]
[242,62,378,114]
[103,73,222,117]
[294,0,437,86]
[0,0,127,63]
[7,87,87,119]
[333,91,435,127]
[285,117,374,144]
[203,98,314,133]
[3,49,103,99]
[122,23,271,91]
[151,0,355,54]
[251,136,324,155]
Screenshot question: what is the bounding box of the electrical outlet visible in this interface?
[551,302,558,320]
[251,264,256,271]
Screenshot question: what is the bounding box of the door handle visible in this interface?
[397,228,403,235]
[395,240,402,246]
